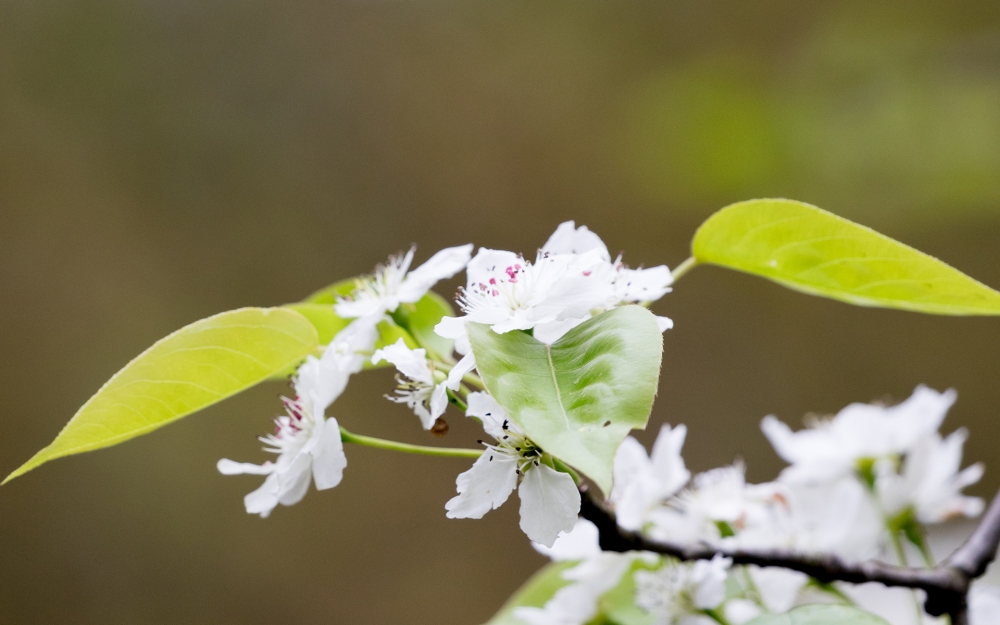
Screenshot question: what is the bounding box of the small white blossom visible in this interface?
[335,244,472,321]
[216,333,365,517]
[649,463,792,549]
[516,519,656,625]
[761,385,956,484]
[436,221,673,346]
[444,392,581,547]
[611,425,691,531]
[877,429,984,524]
[634,555,732,625]
[370,338,472,430]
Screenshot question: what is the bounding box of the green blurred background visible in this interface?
[2,1,1000,623]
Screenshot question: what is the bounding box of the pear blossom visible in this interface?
[611,425,691,531]
[215,314,378,517]
[444,392,581,547]
[335,244,473,321]
[649,463,792,549]
[370,338,474,430]
[634,555,732,625]
[761,385,956,485]
[515,519,657,625]
[877,429,984,524]
[435,221,674,347]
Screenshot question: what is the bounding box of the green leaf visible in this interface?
[692,199,1000,315]
[747,605,890,625]
[3,307,319,484]
[468,306,663,495]
[391,291,456,359]
[484,562,576,625]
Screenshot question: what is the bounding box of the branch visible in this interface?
[579,485,1000,620]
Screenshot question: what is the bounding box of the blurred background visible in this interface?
[2,1,1000,623]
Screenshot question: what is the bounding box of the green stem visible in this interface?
[671,256,698,283]
[340,427,483,459]
[889,529,925,624]
[447,389,468,412]
[703,607,731,625]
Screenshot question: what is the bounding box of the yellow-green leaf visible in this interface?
[3,307,319,484]
[692,199,1000,315]
[483,562,576,625]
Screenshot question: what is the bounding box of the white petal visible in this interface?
[656,316,674,332]
[217,458,274,475]
[465,391,513,439]
[533,317,588,344]
[445,352,476,391]
[312,417,347,490]
[465,248,522,288]
[518,464,581,547]
[445,452,518,519]
[542,221,611,261]
[370,338,433,384]
[244,472,281,518]
[691,555,732,609]
[275,452,314,507]
[650,424,690,498]
[429,383,449,421]
[749,566,807,613]
[396,244,473,303]
[617,266,673,302]
[532,518,601,561]
[434,315,468,340]
[334,297,385,319]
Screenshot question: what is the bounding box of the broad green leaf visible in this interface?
[468,306,663,495]
[3,307,319,484]
[391,291,456,359]
[692,199,1000,315]
[747,605,890,625]
[484,561,576,625]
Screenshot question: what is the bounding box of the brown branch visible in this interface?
[578,485,1000,621]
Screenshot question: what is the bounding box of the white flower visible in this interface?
[761,385,956,484]
[877,429,984,524]
[436,221,674,346]
[444,392,581,547]
[543,220,674,306]
[611,425,691,531]
[515,519,656,625]
[335,244,473,320]
[370,338,474,430]
[216,336,360,517]
[435,247,616,345]
[649,463,792,549]
[782,478,883,560]
[634,555,732,625]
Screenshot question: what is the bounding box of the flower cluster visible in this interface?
[525,386,993,625]
[213,220,995,625]
[218,221,673,538]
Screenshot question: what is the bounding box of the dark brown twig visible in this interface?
[578,485,1000,621]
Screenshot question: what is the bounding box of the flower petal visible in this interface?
[217,459,274,475]
[465,391,512,439]
[445,352,476,391]
[312,417,348,490]
[542,221,610,261]
[518,464,581,547]
[397,244,474,303]
[244,472,281,517]
[371,338,433,384]
[532,518,601,561]
[445,451,518,519]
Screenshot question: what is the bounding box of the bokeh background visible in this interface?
[2,1,1000,623]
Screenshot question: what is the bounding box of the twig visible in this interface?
[578,485,1000,621]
